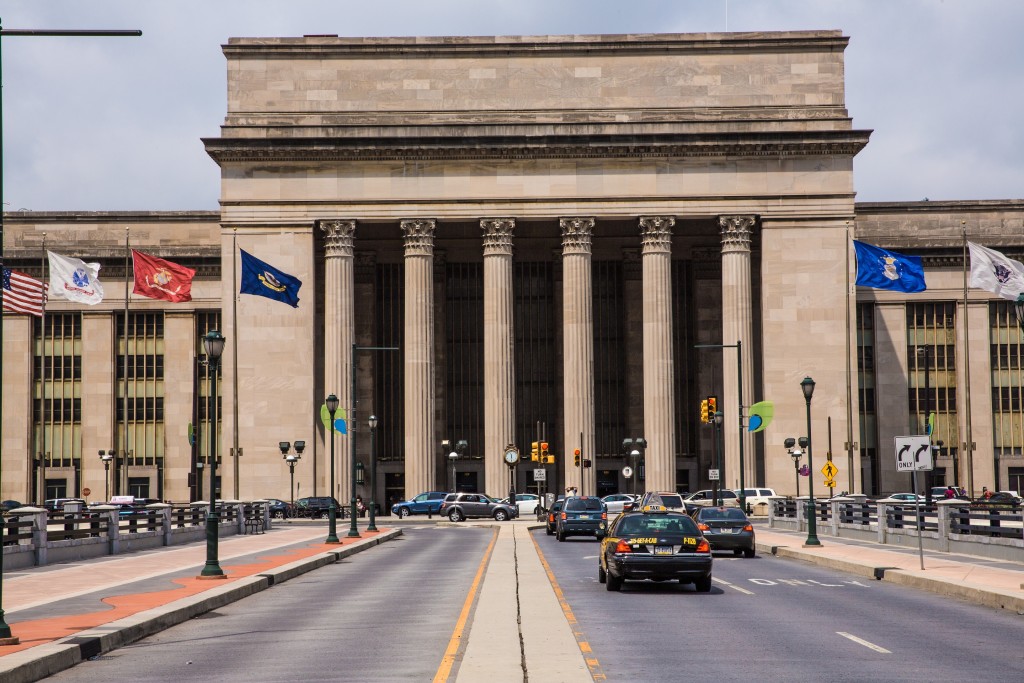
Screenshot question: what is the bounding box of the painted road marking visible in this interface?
[433,527,498,683]
[837,631,891,654]
[712,577,754,595]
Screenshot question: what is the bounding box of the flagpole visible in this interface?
[961,221,974,497]
[122,227,130,498]
[232,228,240,499]
[845,221,856,493]
[39,233,47,504]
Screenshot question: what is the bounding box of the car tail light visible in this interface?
[697,522,710,531]
[601,512,607,520]
[614,539,632,553]
[743,524,753,532]
[561,511,567,520]
[548,513,554,523]
[696,538,710,553]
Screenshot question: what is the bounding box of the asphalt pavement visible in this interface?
[0,516,1021,682]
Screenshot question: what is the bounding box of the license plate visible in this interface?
[654,546,673,555]
[579,514,589,519]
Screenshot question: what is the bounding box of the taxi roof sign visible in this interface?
[641,504,667,513]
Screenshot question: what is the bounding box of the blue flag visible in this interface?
[239,249,302,307]
[853,241,926,293]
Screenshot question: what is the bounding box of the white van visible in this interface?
[735,488,782,515]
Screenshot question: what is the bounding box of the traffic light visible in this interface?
[707,396,717,420]
[573,448,581,467]
[531,441,539,462]
[583,459,592,468]
[541,442,549,459]
[544,454,555,464]
[700,399,709,424]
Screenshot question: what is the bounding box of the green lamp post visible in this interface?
[325,394,340,544]
[801,376,821,546]
[200,330,227,577]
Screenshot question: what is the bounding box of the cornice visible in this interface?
[204,130,870,164]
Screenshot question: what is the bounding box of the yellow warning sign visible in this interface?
[824,477,836,488]
[821,461,838,479]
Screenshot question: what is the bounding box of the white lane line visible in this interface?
[712,577,754,595]
[837,632,891,653]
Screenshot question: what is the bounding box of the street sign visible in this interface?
[533,468,546,481]
[894,435,933,472]
[708,469,720,481]
[823,478,836,488]
[622,465,633,479]
[821,461,838,479]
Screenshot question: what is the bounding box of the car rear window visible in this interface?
[617,514,698,535]
[700,508,748,521]
[658,495,683,508]
[566,497,603,512]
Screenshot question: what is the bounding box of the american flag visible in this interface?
[2,267,47,317]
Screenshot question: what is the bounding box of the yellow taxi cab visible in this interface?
[599,504,712,592]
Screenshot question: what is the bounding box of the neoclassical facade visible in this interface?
[2,31,1022,506]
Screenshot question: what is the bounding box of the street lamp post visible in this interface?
[785,438,802,499]
[280,441,303,507]
[713,411,724,505]
[367,415,378,531]
[622,438,646,498]
[99,450,114,502]
[448,447,458,492]
[200,330,227,577]
[325,394,340,544]
[801,376,821,546]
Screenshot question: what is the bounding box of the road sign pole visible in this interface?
[911,466,925,570]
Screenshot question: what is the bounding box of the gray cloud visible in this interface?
[3,0,1021,210]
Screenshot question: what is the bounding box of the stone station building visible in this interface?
[2,31,1022,507]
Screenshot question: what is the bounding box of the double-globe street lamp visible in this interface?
[279,440,305,507]
[713,411,724,505]
[784,437,808,499]
[622,438,647,497]
[98,450,114,502]
[801,376,821,546]
[200,330,227,578]
[325,394,341,544]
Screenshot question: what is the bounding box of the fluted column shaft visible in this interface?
[561,217,596,495]
[322,219,356,502]
[719,215,756,491]
[482,218,516,498]
[402,219,437,495]
[640,216,677,492]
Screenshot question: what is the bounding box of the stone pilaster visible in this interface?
[639,216,676,492]
[322,219,356,503]
[719,215,756,492]
[560,217,596,495]
[402,219,437,495]
[482,218,516,498]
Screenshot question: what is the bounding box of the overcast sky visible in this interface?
[2,0,1022,212]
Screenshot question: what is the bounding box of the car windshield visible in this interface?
[566,498,603,512]
[699,508,748,521]
[657,495,683,507]
[617,514,697,535]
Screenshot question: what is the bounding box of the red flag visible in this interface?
[131,250,195,303]
[2,267,47,316]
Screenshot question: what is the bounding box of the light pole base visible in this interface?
[803,539,823,547]
[0,636,19,646]
[196,574,229,580]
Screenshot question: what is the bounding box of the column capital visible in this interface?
[481,218,515,256]
[401,219,436,257]
[639,216,675,253]
[718,215,757,253]
[559,217,595,255]
[321,219,356,258]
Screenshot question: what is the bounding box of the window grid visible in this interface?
[33,313,83,468]
[116,312,165,467]
[990,301,1024,457]
[375,264,404,461]
[445,263,484,461]
[195,311,222,465]
[670,260,692,461]
[514,262,559,459]
[594,260,626,458]
[857,303,878,495]
[906,302,959,460]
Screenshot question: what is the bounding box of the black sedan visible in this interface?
[693,506,756,557]
[599,506,712,592]
[545,499,564,535]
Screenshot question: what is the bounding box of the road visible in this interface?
[42,522,1024,682]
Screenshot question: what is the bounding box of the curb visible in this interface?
[758,541,1024,614]
[0,528,402,683]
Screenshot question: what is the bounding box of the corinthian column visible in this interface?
[482,218,516,498]
[402,219,437,495]
[719,215,756,493]
[639,216,676,492]
[560,217,596,495]
[322,219,356,502]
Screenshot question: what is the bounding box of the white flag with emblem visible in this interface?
[47,251,105,305]
[968,242,1024,302]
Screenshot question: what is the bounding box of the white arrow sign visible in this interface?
[894,435,933,472]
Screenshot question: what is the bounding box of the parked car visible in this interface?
[1,500,23,512]
[504,493,541,516]
[545,499,565,535]
[439,493,518,522]
[976,491,1023,506]
[556,496,608,541]
[43,498,87,513]
[391,491,448,518]
[267,498,291,519]
[682,489,739,513]
[294,496,343,519]
[735,488,781,515]
[600,493,637,515]
[886,493,925,503]
[632,491,687,514]
[693,506,756,557]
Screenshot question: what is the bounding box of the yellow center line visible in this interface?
[433,527,499,683]
[531,531,607,681]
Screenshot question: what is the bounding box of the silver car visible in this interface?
[600,493,638,514]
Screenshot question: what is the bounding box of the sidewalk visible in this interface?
[755,525,1024,613]
[0,524,401,683]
